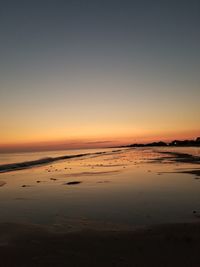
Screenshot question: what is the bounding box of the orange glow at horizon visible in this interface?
[0,127,199,152]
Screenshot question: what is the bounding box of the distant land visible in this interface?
[121,137,200,148]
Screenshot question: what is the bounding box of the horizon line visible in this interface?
[0,135,199,153]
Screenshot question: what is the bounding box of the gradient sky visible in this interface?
[0,0,200,151]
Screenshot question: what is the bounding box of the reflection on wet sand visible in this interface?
[151,150,200,164]
[64,170,121,177]
[151,149,200,178]
[0,147,200,266]
[0,147,200,227]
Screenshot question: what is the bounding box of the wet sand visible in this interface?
[152,151,200,164]
[1,221,200,267]
[0,147,200,266]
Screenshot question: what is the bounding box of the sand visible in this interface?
[0,221,200,266]
[1,148,200,266]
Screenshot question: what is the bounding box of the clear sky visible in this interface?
[0,0,200,151]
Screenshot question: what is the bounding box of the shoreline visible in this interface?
[1,147,199,174]
[0,151,109,173]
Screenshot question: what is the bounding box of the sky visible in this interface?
[0,0,200,151]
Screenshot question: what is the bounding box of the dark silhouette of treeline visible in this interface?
[123,137,200,148]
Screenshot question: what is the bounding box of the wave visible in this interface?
[0,151,109,173]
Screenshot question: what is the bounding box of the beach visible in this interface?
[0,147,200,266]
[1,0,200,265]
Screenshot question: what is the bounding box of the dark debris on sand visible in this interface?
[0,181,6,187]
[65,181,82,185]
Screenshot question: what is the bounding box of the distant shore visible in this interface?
[121,136,200,148]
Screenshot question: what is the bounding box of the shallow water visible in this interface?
[0,147,200,227]
[0,148,113,165]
